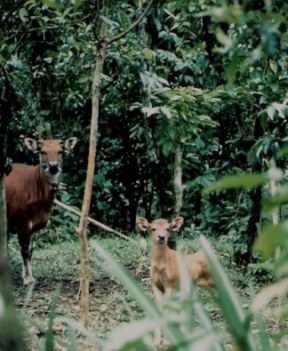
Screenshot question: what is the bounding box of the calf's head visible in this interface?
[136,217,183,245]
[24,137,77,188]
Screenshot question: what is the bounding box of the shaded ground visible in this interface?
[8,233,288,350]
[9,235,150,350]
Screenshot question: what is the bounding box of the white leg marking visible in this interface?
[22,233,36,286]
[22,260,35,286]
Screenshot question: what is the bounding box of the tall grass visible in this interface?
[89,239,267,351]
[21,235,287,351]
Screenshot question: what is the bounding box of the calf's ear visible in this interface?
[170,217,184,231]
[24,138,38,152]
[64,137,77,151]
[136,217,151,231]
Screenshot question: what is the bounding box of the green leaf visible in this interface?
[160,106,172,119]
[142,106,159,117]
[253,222,288,259]
[71,0,83,8]
[214,29,232,54]
[272,102,286,118]
[162,141,173,156]
[266,106,275,120]
[19,8,28,22]
[142,48,154,61]
[118,10,131,30]
[276,145,288,159]
[42,0,62,10]
[269,60,278,74]
[100,16,118,27]
[225,60,238,83]
[262,185,288,211]
[203,173,269,195]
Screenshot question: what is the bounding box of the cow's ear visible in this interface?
[24,138,38,152]
[64,137,77,151]
[170,217,184,231]
[136,217,151,231]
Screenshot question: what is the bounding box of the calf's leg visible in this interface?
[153,285,163,347]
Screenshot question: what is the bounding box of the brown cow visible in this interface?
[5,137,77,285]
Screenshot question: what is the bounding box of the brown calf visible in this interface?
[5,137,77,285]
[136,216,214,345]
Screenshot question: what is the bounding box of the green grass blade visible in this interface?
[91,240,182,345]
[45,285,61,351]
[200,236,257,351]
[176,253,223,351]
[193,301,224,351]
[59,317,103,347]
[104,318,160,351]
[248,283,271,351]
[24,315,47,351]
[254,312,271,351]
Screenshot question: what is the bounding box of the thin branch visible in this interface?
[54,199,135,242]
[108,0,154,45]
[77,15,107,327]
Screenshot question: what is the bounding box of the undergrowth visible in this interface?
[8,227,287,351]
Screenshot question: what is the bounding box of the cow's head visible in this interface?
[24,137,77,189]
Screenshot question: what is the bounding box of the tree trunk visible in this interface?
[0,70,27,351]
[76,21,108,328]
[0,164,7,258]
[270,179,279,225]
[0,73,10,258]
[243,115,263,263]
[245,186,262,262]
[76,0,154,327]
[174,144,183,216]
[269,159,280,225]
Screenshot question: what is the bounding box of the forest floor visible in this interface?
[8,231,286,350]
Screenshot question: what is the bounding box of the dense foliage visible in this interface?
[1,0,288,257]
[2,1,288,351]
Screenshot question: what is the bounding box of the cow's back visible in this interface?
[4,163,54,232]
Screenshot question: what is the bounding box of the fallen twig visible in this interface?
[54,199,135,242]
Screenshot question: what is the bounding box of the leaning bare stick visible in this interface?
[136,216,214,345]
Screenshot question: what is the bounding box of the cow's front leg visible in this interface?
[18,231,35,286]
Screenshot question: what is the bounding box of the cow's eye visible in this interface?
[58,150,64,155]
[40,151,47,155]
